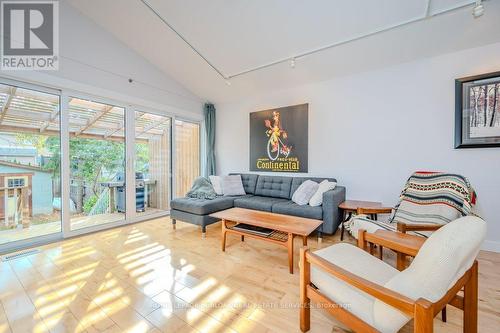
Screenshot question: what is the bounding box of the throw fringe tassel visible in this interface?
[343,214,401,239]
[343,214,369,233]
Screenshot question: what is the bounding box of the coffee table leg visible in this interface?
[288,233,294,274]
[221,219,227,252]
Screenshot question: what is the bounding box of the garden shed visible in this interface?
[0,160,53,222]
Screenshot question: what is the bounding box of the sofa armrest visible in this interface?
[321,186,346,234]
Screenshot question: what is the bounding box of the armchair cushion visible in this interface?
[311,243,407,332]
[373,216,486,332]
[311,217,486,333]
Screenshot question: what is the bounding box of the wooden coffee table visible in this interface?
[210,207,323,274]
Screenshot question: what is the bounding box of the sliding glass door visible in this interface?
[68,98,126,231]
[0,81,61,247]
[0,77,202,252]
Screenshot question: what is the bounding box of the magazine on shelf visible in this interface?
[232,223,274,236]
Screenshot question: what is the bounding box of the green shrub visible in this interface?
[83,195,98,214]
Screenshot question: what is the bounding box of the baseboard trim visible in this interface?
[481,240,500,253]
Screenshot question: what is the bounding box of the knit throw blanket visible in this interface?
[186,177,217,200]
[388,172,477,226]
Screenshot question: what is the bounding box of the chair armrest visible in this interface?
[357,207,394,215]
[304,249,415,315]
[397,222,442,233]
[361,229,426,257]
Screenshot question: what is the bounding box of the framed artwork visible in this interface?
[455,71,500,148]
[249,103,308,172]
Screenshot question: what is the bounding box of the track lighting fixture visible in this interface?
[473,0,484,18]
[142,0,485,80]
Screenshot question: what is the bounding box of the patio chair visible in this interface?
[345,171,477,239]
[300,216,486,333]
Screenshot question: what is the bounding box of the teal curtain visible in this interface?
[204,103,216,176]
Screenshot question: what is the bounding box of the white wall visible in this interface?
[1,0,203,118]
[216,42,500,252]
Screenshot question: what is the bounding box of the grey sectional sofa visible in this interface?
[170,173,346,238]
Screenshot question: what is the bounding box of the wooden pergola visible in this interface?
[0,82,201,216]
[0,82,174,216]
[0,83,171,143]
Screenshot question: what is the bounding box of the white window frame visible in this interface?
[0,75,204,254]
[0,77,63,254]
[5,177,27,188]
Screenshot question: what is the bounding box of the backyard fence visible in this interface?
[69,179,94,213]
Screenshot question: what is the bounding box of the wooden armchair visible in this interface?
[345,172,477,241]
[357,207,455,323]
[300,216,485,333]
[357,207,443,268]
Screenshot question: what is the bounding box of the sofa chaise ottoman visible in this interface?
[170,173,346,239]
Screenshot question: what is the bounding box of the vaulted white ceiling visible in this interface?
[66,0,500,103]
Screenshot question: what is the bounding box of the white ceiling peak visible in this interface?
[141,0,480,81]
[66,0,500,102]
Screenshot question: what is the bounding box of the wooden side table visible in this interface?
[338,200,392,240]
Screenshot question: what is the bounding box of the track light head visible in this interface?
[290,58,296,68]
[473,1,484,18]
[225,79,231,86]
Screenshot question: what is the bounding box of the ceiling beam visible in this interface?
[0,87,17,125]
[75,104,114,136]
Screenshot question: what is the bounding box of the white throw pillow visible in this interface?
[292,180,319,205]
[209,176,223,195]
[309,180,337,206]
[222,175,246,196]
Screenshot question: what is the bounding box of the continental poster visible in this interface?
[249,104,308,172]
